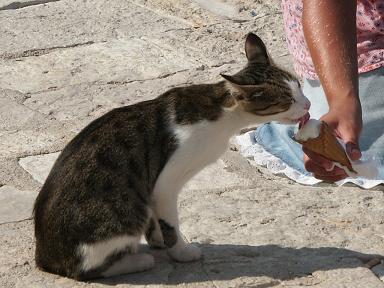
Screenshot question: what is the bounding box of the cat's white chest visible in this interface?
[173,119,232,171]
[153,116,236,198]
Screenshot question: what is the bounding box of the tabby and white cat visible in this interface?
[34,33,310,280]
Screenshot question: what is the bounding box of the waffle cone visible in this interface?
[296,122,355,173]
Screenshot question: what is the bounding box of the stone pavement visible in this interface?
[1,0,384,287]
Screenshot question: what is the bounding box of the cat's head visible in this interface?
[221,33,310,125]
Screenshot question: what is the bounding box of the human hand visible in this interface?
[303,98,362,182]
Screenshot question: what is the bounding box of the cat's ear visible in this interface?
[221,73,263,99]
[220,74,244,86]
[245,33,269,64]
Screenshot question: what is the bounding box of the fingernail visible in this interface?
[325,163,335,172]
[351,149,362,160]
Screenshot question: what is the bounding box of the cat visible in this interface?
[33,33,310,280]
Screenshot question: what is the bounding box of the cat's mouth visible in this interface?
[280,112,310,125]
[298,112,310,127]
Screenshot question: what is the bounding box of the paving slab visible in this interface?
[0,89,37,130]
[21,61,239,121]
[18,152,60,184]
[1,0,384,287]
[1,181,384,287]
[0,0,60,11]
[0,129,60,158]
[0,185,37,223]
[0,0,189,55]
[0,38,203,94]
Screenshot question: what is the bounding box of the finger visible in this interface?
[305,159,347,177]
[303,147,334,171]
[341,128,361,160]
[315,166,348,177]
[313,173,347,183]
[345,141,361,161]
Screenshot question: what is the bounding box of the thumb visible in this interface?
[345,140,361,161]
[338,123,361,161]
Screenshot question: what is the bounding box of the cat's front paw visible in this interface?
[168,244,202,262]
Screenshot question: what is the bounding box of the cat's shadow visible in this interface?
[93,244,382,285]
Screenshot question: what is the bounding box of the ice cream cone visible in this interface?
[295,121,355,173]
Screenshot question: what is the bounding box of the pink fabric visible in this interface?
[282,0,384,79]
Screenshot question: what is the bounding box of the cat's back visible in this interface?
[34,83,226,221]
[33,98,170,226]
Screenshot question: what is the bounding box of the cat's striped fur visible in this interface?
[33,33,310,280]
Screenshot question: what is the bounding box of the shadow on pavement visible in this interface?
[94,243,383,285]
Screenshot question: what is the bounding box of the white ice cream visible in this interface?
[295,119,322,141]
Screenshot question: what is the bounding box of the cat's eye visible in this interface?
[252,92,263,98]
[246,92,263,101]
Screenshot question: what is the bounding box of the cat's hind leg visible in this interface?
[101,253,154,278]
[77,235,154,279]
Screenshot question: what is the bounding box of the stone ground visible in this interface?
[1,0,384,287]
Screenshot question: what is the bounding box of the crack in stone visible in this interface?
[0,41,95,60]
[127,0,196,27]
[17,149,62,161]
[0,217,32,226]
[210,60,236,68]
[26,68,190,95]
[13,60,234,96]
[102,61,235,87]
[0,0,60,11]
[104,69,190,86]
[163,27,196,33]
[18,149,61,159]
